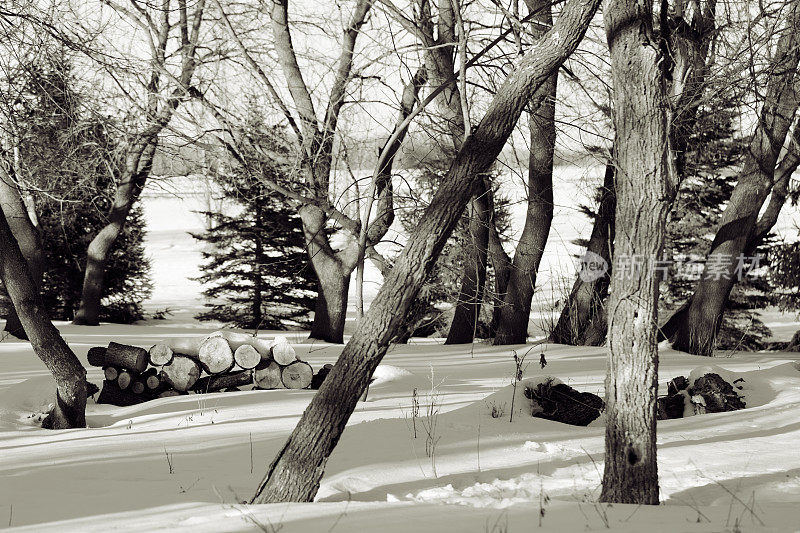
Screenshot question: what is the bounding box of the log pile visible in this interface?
[657,372,746,419]
[87,332,319,406]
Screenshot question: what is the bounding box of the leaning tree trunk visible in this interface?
[660,0,800,355]
[445,183,490,344]
[494,1,558,345]
[599,0,671,505]
[550,161,616,345]
[417,4,493,345]
[0,158,44,340]
[0,203,86,428]
[73,141,155,325]
[250,0,601,503]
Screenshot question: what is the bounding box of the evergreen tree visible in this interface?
[193,110,316,330]
[1,52,152,322]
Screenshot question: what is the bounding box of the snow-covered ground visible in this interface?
[1,167,799,531]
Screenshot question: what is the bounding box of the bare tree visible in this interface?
[660,0,800,355]
[73,0,206,324]
[249,0,601,503]
[599,0,672,504]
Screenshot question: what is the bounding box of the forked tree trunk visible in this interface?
[549,161,616,345]
[600,0,671,505]
[660,0,800,355]
[301,205,354,343]
[445,183,490,344]
[416,1,492,344]
[250,0,601,503]
[0,204,86,428]
[494,2,557,345]
[0,159,44,340]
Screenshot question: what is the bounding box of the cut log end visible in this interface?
[271,341,297,366]
[149,343,174,366]
[161,355,202,392]
[254,360,283,389]
[117,370,133,390]
[198,336,235,374]
[281,361,313,389]
[234,344,261,370]
[104,366,119,381]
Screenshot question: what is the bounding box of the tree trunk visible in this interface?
[0,158,44,340]
[0,203,86,428]
[250,0,601,503]
[445,184,490,344]
[661,0,800,355]
[494,8,557,344]
[550,161,616,345]
[253,197,265,327]
[74,142,155,325]
[600,0,671,505]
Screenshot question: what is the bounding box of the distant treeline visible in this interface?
[151,136,596,177]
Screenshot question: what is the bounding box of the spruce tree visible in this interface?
[193,110,316,330]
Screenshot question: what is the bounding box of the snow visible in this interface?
[0,172,799,531]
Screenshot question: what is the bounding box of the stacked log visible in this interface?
[656,372,746,420]
[86,333,314,406]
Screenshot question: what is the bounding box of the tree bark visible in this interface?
[0,155,44,340]
[550,161,616,345]
[0,203,86,428]
[487,206,512,336]
[494,0,558,344]
[600,0,671,505]
[250,0,601,503]
[661,0,800,355]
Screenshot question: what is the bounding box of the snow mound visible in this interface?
[474,376,564,422]
[405,473,543,508]
[0,375,55,427]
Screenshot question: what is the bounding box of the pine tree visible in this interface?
[1,52,152,323]
[193,111,316,330]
